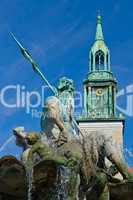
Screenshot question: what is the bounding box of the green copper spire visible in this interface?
[95,14,104,41]
[89,14,111,72]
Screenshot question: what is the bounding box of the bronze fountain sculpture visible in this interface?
[0,34,132,200]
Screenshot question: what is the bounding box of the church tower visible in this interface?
[77,14,125,146]
[84,14,116,119]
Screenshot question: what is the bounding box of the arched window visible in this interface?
[106,54,108,64]
[106,54,109,69]
[95,50,104,70]
[91,53,93,71]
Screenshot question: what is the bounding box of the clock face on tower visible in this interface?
[96,88,104,96]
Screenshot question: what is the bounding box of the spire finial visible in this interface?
[97,10,102,24]
[95,11,104,40]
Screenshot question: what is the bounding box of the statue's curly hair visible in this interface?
[26,132,40,145]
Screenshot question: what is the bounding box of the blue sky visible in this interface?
[0,0,133,166]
